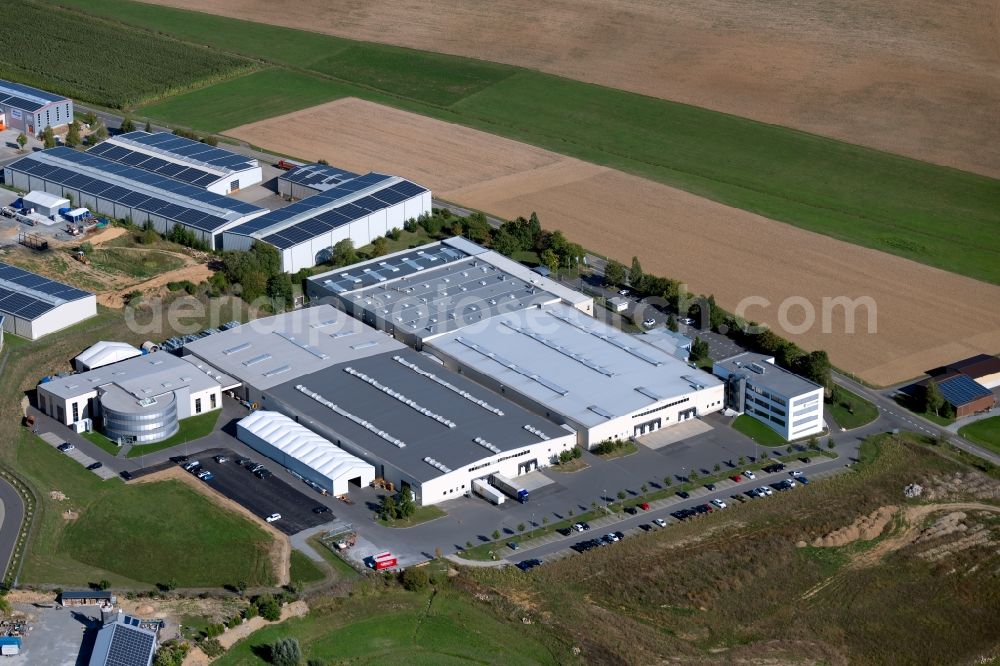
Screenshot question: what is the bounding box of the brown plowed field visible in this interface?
[227,98,1000,386]
[144,0,1000,178]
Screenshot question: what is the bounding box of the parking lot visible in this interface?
[171,450,335,535]
[8,602,100,666]
[38,432,117,480]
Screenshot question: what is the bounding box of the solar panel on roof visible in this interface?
[390,180,428,197]
[938,375,992,406]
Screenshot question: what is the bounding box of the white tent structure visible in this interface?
[74,341,143,371]
[236,410,375,496]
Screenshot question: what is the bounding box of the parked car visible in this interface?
[197,470,211,479]
[255,469,272,479]
[639,502,650,511]
[704,483,716,491]
[790,470,804,477]
[757,486,774,496]
[676,490,690,499]
[681,317,694,325]
[642,318,656,328]
[711,498,728,509]
[183,460,200,471]
[508,541,520,551]
[604,533,619,543]
[743,470,756,480]
[249,463,265,473]
[265,513,281,523]
[618,288,630,296]
[214,455,229,463]
[786,479,797,488]
[798,476,810,485]
[200,472,214,482]
[614,531,625,540]
[557,527,573,537]
[638,523,653,532]
[730,474,742,482]
[57,443,75,452]
[516,558,542,572]
[172,455,189,464]
[624,506,638,515]
[653,518,667,528]
[86,462,103,471]
[312,506,331,514]
[236,457,251,466]
[799,457,812,464]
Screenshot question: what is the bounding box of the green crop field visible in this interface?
[959,416,1000,456]
[44,0,1000,284]
[214,590,562,665]
[1,1,253,109]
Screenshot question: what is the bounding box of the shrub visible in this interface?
[270,637,301,666]
[400,567,430,591]
[203,623,224,639]
[200,639,223,658]
[254,594,281,621]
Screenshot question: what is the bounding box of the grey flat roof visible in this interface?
[714,352,822,398]
[426,303,722,428]
[311,237,591,341]
[183,305,404,391]
[268,349,565,482]
[41,351,229,408]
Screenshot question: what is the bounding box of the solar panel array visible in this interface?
[103,623,156,666]
[0,79,65,112]
[281,163,359,191]
[0,261,92,321]
[119,131,256,172]
[88,141,220,188]
[6,147,263,233]
[938,374,993,406]
[228,172,428,250]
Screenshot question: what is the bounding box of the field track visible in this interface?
[228,99,1000,386]
[142,0,1000,179]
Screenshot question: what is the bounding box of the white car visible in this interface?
[653,518,667,528]
[790,470,803,477]
[604,533,620,543]
[642,318,656,327]
[681,317,694,325]
[618,288,630,296]
[757,486,773,496]
[743,470,756,480]
[711,498,728,509]
[787,480,797,488]
[265,513,281,523]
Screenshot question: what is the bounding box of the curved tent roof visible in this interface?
[75,341,142,371]
[237,410,374,490]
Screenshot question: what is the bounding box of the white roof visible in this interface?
[67,207,90,217]
[23,190,69,208]
[238,410,374,482]
[74,341,142,370]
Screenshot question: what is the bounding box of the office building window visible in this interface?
[210,393,217,409]
[72,403,79,422]
[195,398,202,414]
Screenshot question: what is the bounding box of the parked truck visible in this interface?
[490,473,529,503]
[472,478,505,505]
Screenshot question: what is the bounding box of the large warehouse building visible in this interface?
[278,163,359,199]
[184,306,575,505]
[222,170,431,273]
[307,236,594,348]
[37,351,232,444]
[0,79,72,135]
[0,261,96,340]
[3,148,267,249]
[713,352,825,441]
[88,131,263,194]
[425,303,725,447]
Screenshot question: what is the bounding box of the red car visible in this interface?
[730,474,742,482]
[639,502,650,511]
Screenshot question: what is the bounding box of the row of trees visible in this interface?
[222,241,294,309]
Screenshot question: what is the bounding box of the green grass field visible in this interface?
[826,386,880,430]
[44,0,1000,284]
[959,416,1000,456]
[214,590,562,665]
[86,248,185,279]
[731,414,787,446]
[378,505,447,528]
[288,551,326,585]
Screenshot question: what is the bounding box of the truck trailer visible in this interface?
[490,473,529,503]
[472,478,506,505]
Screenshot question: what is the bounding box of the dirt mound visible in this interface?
[227,98,1000,386]
[812,506,897,547]
[136,604,156,615]
[49,491,67,501]
[143,0,1000,178]
[924,472,1000,502]
[61,510,79,520]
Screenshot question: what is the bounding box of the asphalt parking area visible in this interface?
[178,450,334,535]
[38,433,116,480]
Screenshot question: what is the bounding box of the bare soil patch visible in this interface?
[99,262,213,308]
[132,467,290,586]
[228,99,1000,386]
[143,0,1000,177]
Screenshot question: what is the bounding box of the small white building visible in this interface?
[0,261,97,340]
[22,190,69,219]
[74,341,143,372]
[237,410,375,496]
[713,352,825,441]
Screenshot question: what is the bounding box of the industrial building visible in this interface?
[88,611,157,666]
[713,352,825,441]
[0,79,72,135]
[237,410,375,496]
[88,131,263,194]
[278,162,359,199]
[37,351,232,444]
[21,190,69,220]
[222,170,431,273]
[3,147,267,249]
[931,354,1000,390]
[307,236,594,348]
[641,328,692,361]
[184,306,576,505]
[74,341,143,372]
[426,302,725,447]
[0,261,96,340]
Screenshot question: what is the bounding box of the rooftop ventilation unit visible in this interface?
[750,363,767,374]
[523,424,551,440]
[393,355,505,416]
[423,456,453,474]
[342,367,457,428]
[473,437,503,454]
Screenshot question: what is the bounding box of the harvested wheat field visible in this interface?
[146,0,1000,177]
[228,98,1000,386]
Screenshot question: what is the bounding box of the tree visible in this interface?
[491,229,519,256]
[371,235,389,257]
[629,256,643,289]
[400,567,429,591]
[689,470,698,481]
[604,260,626,287]
[82,110,97,126]
[517,522,526,533]
[796,350,832,392]
[542,516,549,525]
[808,436,820,450]
[713,463,721,472]
[331,238,356,266]
[41,125,56,148]
[689,337,710,363]
[540,249,559,275]
[465,212,490,244]
[255,594,281,621]
[144,119,153,132]
[616,490,626,502]
[91,120,109,143]
[924,379,945,416]
[663,475,672,488]
[270,637,301,666]
[120,116,135,133]
[640,483,648,496]
[66,121,82,147]
[397,488,416,519]
[491,530,501,541]
[379,494,398,521]
[16,133,27,151]
[667,314,678,332]
[827,439,836,449]
[97,579,111,591]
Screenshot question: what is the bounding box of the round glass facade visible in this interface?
[102,393,179,444]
